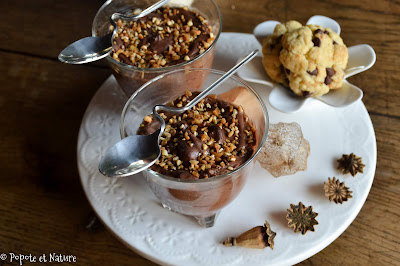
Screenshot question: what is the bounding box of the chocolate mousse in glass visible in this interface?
[120,69,269,227]
[137,92,257,180]
[92,0,222,97]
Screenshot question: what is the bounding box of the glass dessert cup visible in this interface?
[92,0,222,98]
[120,69,269,227]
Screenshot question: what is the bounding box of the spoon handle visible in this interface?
[153,50,259,115]
[111,0,170,21]
[182,50,259,111]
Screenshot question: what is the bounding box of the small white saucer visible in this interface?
[237,16,376,113]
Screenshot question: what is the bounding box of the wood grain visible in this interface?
[0,0,399,265]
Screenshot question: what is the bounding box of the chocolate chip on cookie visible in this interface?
[307,69,318,76]
[324,76,332,85]
[314,29,323,35]
[324,67,336,85]
[312,37,321,47]
[326,68,336,76]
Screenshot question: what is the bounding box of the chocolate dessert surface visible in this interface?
[112,6,215,68]
[138,91,257,179]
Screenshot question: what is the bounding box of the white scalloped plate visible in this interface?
[77,33,376,266]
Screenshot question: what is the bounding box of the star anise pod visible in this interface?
[324,177,352,204]
[337,153,365,176]
[286,202,318,235]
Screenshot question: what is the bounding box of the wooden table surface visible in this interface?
[1,0,399,265]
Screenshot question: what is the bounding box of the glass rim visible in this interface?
[120,68,270,184]
[92,0,223,72]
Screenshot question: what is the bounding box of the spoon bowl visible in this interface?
[99,129,162,177]
[58,33,113,64]
[58,0,169,64]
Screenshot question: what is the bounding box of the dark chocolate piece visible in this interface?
[314,29,323,35]
[208,125,226,144]
[307,69,318,76]
[118,53,132,65]
[113,37,124,51]
[326,68,336,77]
[324,76,332,85]
[312,37,321,47]
[148,33,174,53]
[324,68,336,85]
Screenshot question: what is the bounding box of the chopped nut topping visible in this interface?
[137,91,257,179]
[111,6,215,68]
[144,115,152,123]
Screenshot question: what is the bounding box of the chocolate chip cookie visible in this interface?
[262,21,348,97]
[280,24,348,97]
[261,21,302,86]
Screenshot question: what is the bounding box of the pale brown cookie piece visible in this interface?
[257,122,310,177]
[280,25,348,97]
[261,21,302,85]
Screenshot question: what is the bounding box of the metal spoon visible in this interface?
[58,0,169,64]
[99,50,259,178]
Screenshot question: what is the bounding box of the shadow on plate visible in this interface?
[308,183,325,199]
[269,210,291,231]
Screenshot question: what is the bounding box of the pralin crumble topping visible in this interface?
[111,6,215,68]
[138,91,257,180]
